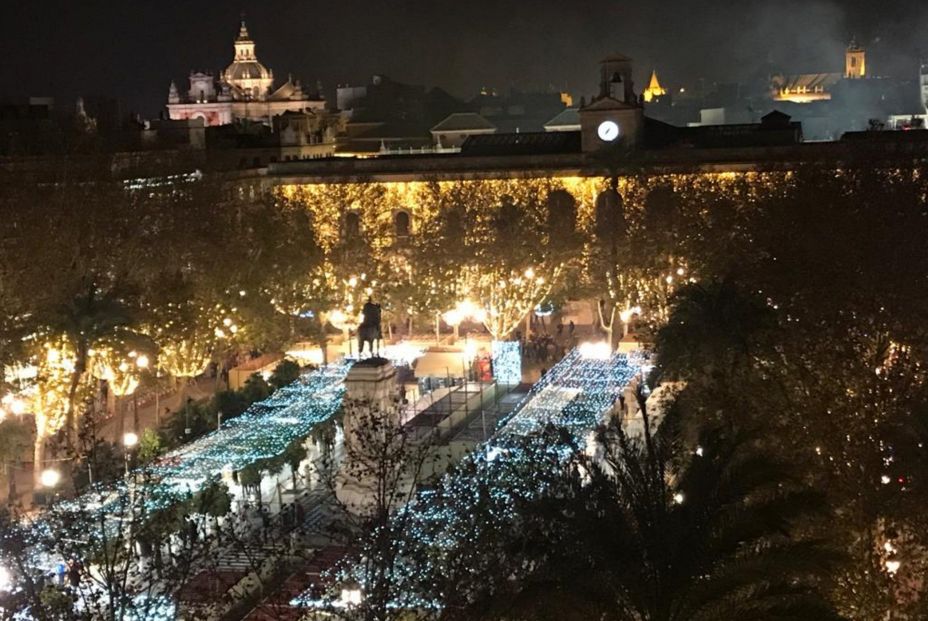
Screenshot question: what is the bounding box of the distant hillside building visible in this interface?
[166,21,325,126]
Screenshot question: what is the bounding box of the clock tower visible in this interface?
[579,54,645,152]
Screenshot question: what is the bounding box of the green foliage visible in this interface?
[281,437,307,472]
[73,440,123,489]
[160,401,213,448]
[238,464,263,488]
[211,388,250,420]
[193,480,232,517]
[138,480,232,544]
[241,373,271,404]
[656,279,776,383]
[160,371,282,448]
[269,359,300,390]
[422,416,843,621]
[137,428,162,463]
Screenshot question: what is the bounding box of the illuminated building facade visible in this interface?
[166,20,325,126]
[771,41,866,104]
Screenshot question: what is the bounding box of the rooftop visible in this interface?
[543,107,580,129]
[431,112,496,133]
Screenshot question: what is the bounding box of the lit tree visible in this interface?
[457,265,559,340]
[27,339,78,490]
[89,343,151,439]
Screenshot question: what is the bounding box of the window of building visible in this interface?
[345,212,361,240]
[643,186,680,231]
[546,190,577,234]
[394,211,411,237]
[594,189,626,240]
[496,198,520,235]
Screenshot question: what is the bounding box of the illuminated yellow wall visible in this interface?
[277,171,786,249]
[845,47,866,79]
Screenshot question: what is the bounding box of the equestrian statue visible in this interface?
[358,297,383,356]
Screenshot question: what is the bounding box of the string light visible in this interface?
[294,348,647,611]
[491,341,521,385]
[24,364,351,573]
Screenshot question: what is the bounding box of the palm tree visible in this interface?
[655,279,775,387]
[450,404,843,621]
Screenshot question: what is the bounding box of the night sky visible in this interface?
[4,0,927,116]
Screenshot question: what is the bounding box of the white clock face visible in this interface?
[597,120,620,142]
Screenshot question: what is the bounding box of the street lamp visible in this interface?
[40,468,60,509]
[40,468,60,489]
[123,432,138,476]
[443,299,488,342]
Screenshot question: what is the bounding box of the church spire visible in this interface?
[232,16,257,61]
[643,69,667,102]
[238,11,250,40]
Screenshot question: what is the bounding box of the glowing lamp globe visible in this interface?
[40,468,61,488]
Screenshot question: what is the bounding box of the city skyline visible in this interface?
[5,0,928,115]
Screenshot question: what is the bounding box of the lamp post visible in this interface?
[123,432,139,555]
[39,467,60,509]
[123,431,138,477]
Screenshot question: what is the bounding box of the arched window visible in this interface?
[643,186,680,231]
[495,198,520,235]
[443,208,464,240]
[344,212,361,240]
[594,189,626,240]
[394,211,411,237]
[546,190,577,234]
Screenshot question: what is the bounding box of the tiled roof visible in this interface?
[543,107,580,128]
[460,131,581,156]
[431,112,496,133]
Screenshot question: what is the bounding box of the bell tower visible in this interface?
[598,54,636,104]
[845,39,866,79]
[579,54,644,152]
[234,19,257,61]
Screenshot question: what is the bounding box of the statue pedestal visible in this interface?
[336,358,403,514]
[342,357,396,408]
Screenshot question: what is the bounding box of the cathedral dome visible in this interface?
[222,20,274,99]
[224,60,272,82]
